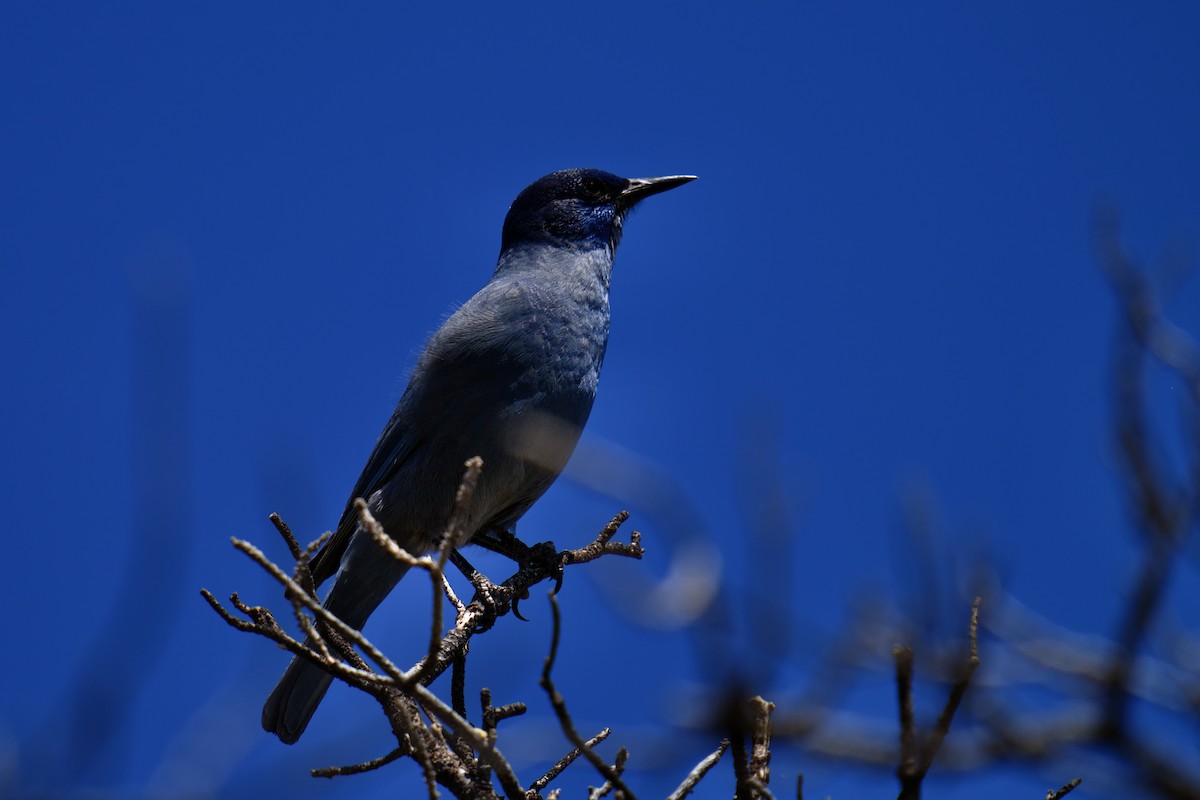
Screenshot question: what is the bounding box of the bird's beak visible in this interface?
[619,174,697,206]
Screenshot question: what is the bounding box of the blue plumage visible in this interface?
[262,168,695,743]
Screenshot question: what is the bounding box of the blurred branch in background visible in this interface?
[22,244,195,792]
[758,212,1200,798]
[565,212,1193,798]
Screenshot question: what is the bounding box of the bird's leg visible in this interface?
[476,527,564,608]
[471,526,534,563]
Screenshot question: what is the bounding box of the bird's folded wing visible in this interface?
[309,287,535,587]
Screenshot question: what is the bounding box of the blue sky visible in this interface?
[3,3,1199,798]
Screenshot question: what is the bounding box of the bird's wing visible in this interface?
[308,388,428,586]
[310,282,536,586]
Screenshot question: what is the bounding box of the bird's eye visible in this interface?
[580,176,607,200]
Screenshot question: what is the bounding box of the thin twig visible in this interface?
[528,729,612,796]
[1045,777,1083,800]
[540,593,636,799]
[588,747,628,799]
[666,739,729,800]
[312,746,408,778]
[894,645,918,799]
[416,458,484,684]
[746,696,774,790]
[269,512,303,561]
[560,511,644,565]
[919,598,981,771]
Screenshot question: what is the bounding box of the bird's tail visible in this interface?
[261,645,333,745]
[262,561,410,744]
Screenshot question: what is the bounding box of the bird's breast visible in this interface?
[507,282,609,407]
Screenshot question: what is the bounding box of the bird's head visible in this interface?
[500,168,695,253]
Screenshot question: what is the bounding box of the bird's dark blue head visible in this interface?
[500,168,696,253]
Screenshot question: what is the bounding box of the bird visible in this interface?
[262,167,696,744]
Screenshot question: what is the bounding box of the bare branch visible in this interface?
[919,598,981,772]
[747,697,774,791]
[268,512,303,560]
[1046,778,1083,800]
[665,739,729,800]
[312,746,407,778]
[540,593,636,799]
[560,511,644,565]
[527,729,613,796]
[588,747,628,799]
[893,644,919,800]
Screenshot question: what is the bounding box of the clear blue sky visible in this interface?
[3,3,1199,798]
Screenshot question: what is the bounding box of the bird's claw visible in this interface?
[511,589,531,621]
[524,541,564,597]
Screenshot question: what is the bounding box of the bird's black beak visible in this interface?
[619,174,697,207]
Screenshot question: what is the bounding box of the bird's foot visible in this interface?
[507,541,564,619]
[526,540,565,593]
[465,532,566,620]
[476,528,563,584]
